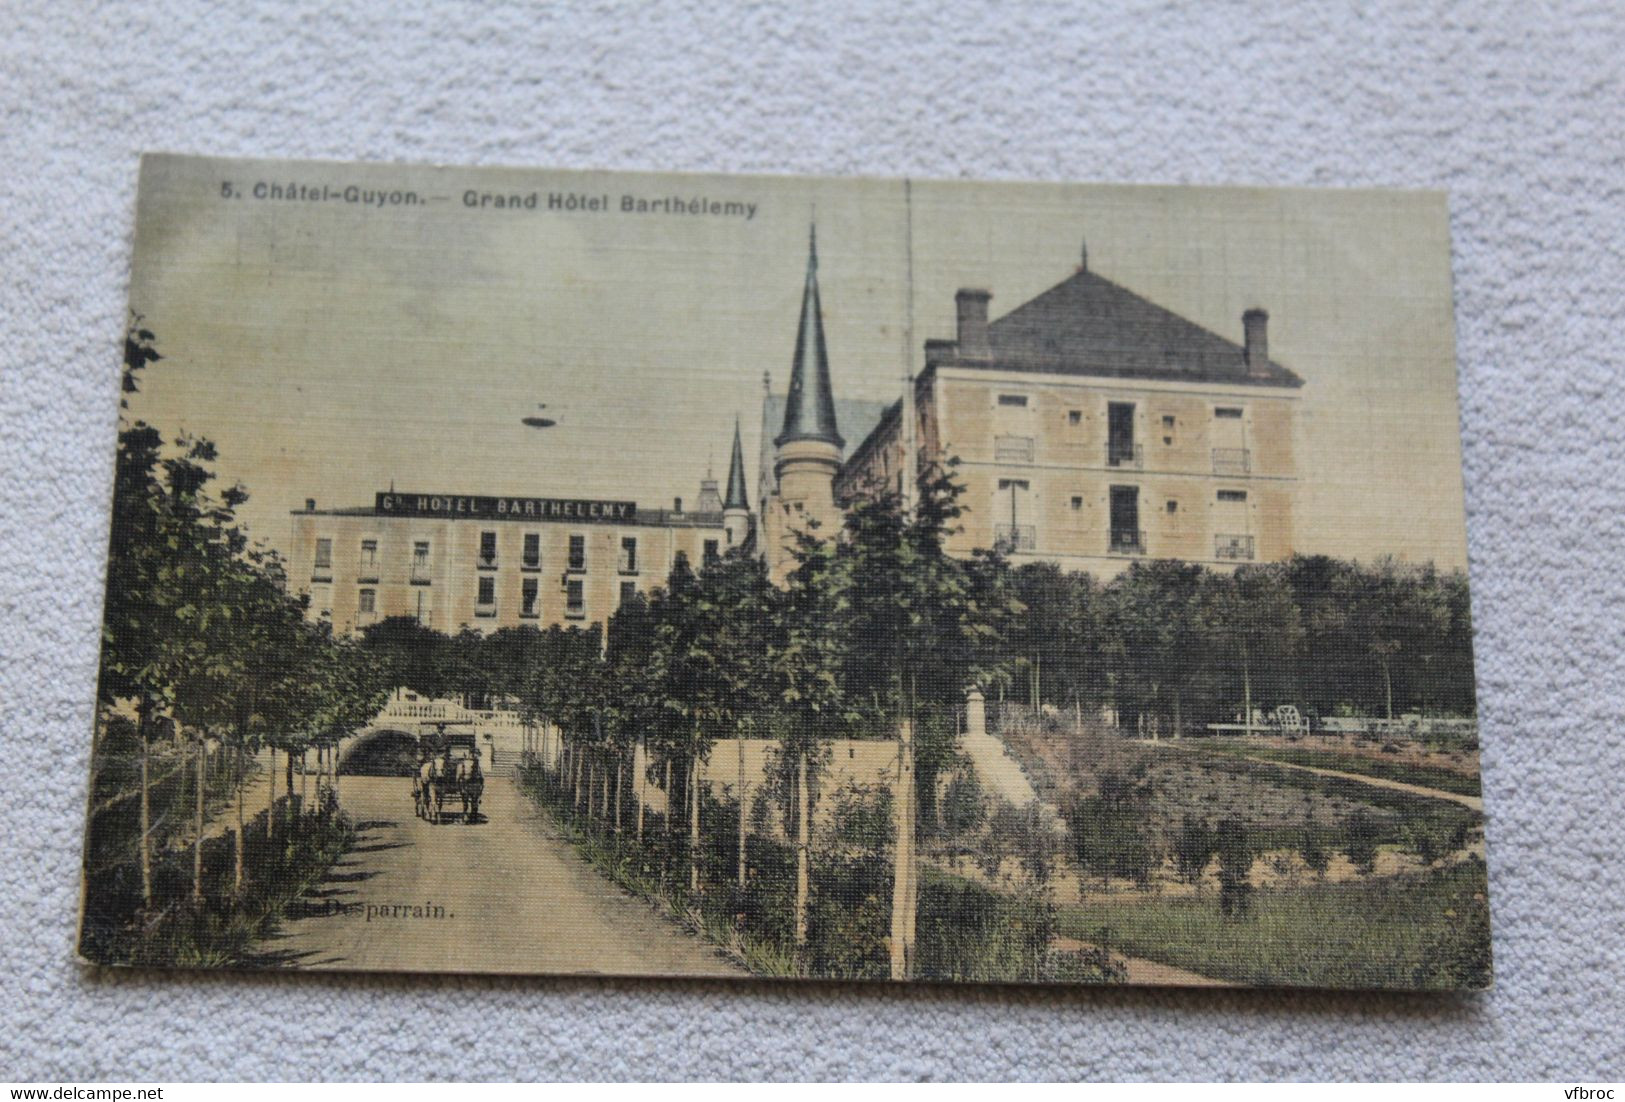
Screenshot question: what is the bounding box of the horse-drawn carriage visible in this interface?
[412,725,484,824]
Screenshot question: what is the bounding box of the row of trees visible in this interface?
[1004,553,1475,734]
[360,465,1013,977]
[90,324,390,929]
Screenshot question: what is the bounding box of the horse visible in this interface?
[452,755,484,822]
[414,755,443,821]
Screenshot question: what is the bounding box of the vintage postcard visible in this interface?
[79,154,1488,988]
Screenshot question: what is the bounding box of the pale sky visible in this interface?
[125,155,1469,570]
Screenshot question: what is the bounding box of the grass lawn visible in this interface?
[1196,741,1481,797]
[1056,859,1491,989]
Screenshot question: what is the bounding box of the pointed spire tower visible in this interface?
[767,224,845,578]
[723,416,751,549]
[775,224,844,451]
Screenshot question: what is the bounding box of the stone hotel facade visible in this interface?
[291,229,1305,634]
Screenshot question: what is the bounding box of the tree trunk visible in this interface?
[636,738,646,843]
[736,735,748,891]
[794,748,810,950]
[1384,662,1394,720]
[663,758,673,839]
[1242,644,1253,736]
[889,717,916,980]
[138,703,153,910]
[688,747,702,895]
[614,751,625,834]
[192,733,206,903]
[235,742,246,895]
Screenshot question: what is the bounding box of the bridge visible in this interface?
[336,688,559,776]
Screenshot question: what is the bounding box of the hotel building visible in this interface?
[829,243,1305,576]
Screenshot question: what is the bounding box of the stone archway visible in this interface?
[339,728,420,776]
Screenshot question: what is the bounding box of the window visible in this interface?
[313,538,333,572]
[358,588,376,615]
[520,577,539,618]
[1070,495,1084,511]
[477,575,495,606]
[994,479,1034,550]
[358,539,379,578]
[619,536,637,574]
[1215,407,1244,419]
[620,581,637,607]
[1217,490,1248,502]
[309,584,332,614]
[1068,410,1083,425]
[412,540,431,584]
[568,534,586,571]
[414,589,431,625]
[565,578,585,618]
[703,539,720,564]
[1106,402,1139,467]
[1167,500,1179,513]
[478,530,497,567]
[1109,486,1143,553]
[997,394,1029,407]
[1162,414,1176,428]
[522,532,540,569]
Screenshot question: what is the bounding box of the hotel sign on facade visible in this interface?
[376,492,637,524]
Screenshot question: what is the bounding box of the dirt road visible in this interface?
[252,775,746,977]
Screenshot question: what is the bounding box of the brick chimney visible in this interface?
[1243,308,1269,374]
[956,289,992,360]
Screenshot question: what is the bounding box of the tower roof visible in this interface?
[724,417,750,510]
[775,225,844,449]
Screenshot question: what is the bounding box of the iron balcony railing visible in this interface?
[477,552,498,570]
[994,434,1035,463]
[1212,447,1252,476]
[356,558,380,582]
[1106,442,1144,469]
[410,562,432,585]
[1109,528,1147,554]
[1215,533,1256,560]
[994,523,1037,551]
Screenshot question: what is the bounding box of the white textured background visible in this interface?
[3,0,1622,1082]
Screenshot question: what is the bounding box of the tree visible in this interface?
[1205,563,1303,733]
[1105,560,1210,737]
[769,523,849,951]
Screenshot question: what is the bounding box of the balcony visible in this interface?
[521,556,541,573]
[410,563,432,585]
[1212,448,1252,476]
[1109,529,1147,555]
[1215,533,1255,561]
[1106,442,1144,470]
[476,553,498,571]
[993,523,1036,552]
[994,435,1035,463]
[356,560,380,583]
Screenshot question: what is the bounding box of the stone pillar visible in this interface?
[965,688,987,738]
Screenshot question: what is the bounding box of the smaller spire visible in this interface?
[724,416,749,511]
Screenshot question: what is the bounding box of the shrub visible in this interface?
[1215,818,1254,918]
[1174,815,1215,885]
[1299,821,1330,878]
[1344,810,1380,875]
